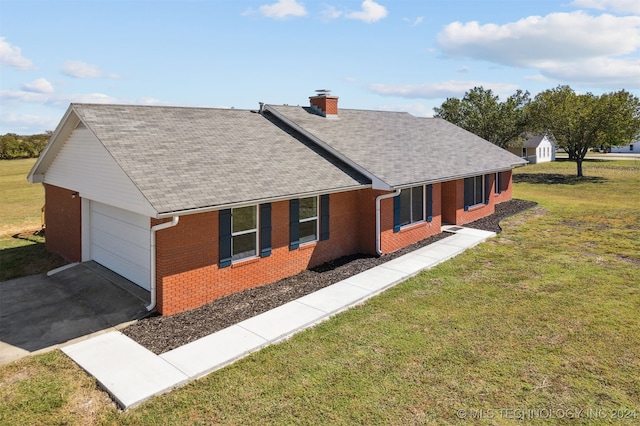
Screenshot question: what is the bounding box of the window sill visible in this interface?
[231,256,260,268]
[466,203,487,212]
[399,220,426,232]
[299,241,318,250]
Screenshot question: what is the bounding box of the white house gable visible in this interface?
[45,124,156,217]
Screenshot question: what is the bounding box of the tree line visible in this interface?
[0,132,52,160]
[434,85,640,177]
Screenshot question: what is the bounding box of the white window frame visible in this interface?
[400,185,425,228]
[231,205,259,262]
[299,196,319,245]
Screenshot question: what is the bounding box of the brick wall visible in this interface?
[153,175,512,315]
[44,184,81,262]
[440,174,514,226]
[154,191,361,315]
[380,183,442,254]
[493,170,513,204]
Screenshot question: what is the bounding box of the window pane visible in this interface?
[299,197,317,220]
[299,219,317,244]
[232,206,256,233]
[474,176,483,205]
[399,188,411,226]
[412,186,424,222]
[232,232,256,260]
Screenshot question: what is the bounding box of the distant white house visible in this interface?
[610,141,639,154]
[507,135,555,164]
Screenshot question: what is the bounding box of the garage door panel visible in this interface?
[91,245,150,289]
[92,227,150,267]
[91,213,149,250]
[90,201,151,290]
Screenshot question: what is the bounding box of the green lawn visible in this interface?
[0,159,65,280]
[1,160,638,425]
[0,159,43,236]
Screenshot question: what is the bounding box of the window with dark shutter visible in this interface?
[484,174,491,204]
[320,194,330,241]
[289,199,299,250]
[393,194,401,233]
[260,203,272,257]
[465,175,485,210]
[427,184,433,222]
[219,209,232,268]
[397,185,425,229]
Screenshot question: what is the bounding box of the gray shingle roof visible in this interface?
[524,135,546,148]
[268,105,527,188]
[72,104,369,214]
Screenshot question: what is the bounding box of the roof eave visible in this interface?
[388,164,526,190]
[154,183,372,219]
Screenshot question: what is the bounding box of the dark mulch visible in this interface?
[123,199,537,354]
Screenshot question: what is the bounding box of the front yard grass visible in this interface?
[1,159,638,425]
[0,159,65,280]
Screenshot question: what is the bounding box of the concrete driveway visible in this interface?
[0,261,149,364]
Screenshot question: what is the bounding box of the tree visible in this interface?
[527,86,640,177]
[433,86,530,148]
[0,132,52,159]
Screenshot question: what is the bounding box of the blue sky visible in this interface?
[1,0,639,134]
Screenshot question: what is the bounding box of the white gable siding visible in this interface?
[45,127,156,217]
[536,136,555,163]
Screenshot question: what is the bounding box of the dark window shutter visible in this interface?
[485,175,491,204]
[260,203,272,257]
[427,184,433,222]
[464,178,472,211]
[497,172,502,194]
[289,199,299,250]
[393,193,401,233]
[219,209,232,268]
[320,194,330,241]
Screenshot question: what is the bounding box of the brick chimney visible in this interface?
[309,89,338,118]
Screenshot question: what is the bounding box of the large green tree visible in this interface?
[433,86,530,148]
[527,86,640,177]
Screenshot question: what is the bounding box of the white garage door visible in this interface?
[90,201,151,290]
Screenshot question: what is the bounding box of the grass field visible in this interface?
[1,160,638,425]
[0,159,65,280]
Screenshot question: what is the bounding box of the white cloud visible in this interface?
[61,60,120,79]
[367,81,520,99]
[21,78,54,94]
[0,37,34,70]
[437,11,640,87]
[376,102,434,117]
[524,74,550,82]
[258,0,307,19]
[0,113,59,133]
[403,16,424,26]
[346,0,387,23]
[572,0,640,14]
[0,89,170,109]
[321,5,342,20]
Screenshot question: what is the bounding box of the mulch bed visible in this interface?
[123,199,537,354]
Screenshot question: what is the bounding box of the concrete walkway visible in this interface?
[63,227,495,410]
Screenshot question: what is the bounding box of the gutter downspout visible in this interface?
[147,216,179,311]
[375,189,401,256]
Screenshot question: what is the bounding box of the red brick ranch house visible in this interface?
[28,92,526,315]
